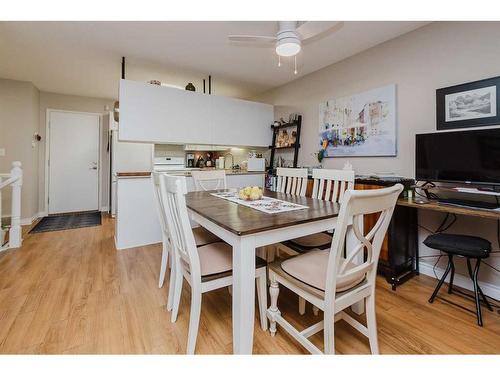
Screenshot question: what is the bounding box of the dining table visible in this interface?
[185,189,364,354]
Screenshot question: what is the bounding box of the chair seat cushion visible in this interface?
[423,233,491,258]
[197,242,267,279]
[280,249,365,292]
[193,226,220,247]
[198,242,233,276]
[289,232,332,249]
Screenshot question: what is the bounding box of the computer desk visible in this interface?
[396,198,500,286]
[397,198,500,220]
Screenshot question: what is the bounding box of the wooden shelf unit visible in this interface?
[268,145,301,150]
[268,115,302,171]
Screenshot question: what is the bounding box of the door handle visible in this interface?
[90,167,97,170]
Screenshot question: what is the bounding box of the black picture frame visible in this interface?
[436,75,500,130]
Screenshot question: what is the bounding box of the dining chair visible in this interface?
[152,172,220,291]
[275,167,355,315]
[279,167,355,256]
[266,184,403,354]
[191,169,227,191]
[159,174,268,354]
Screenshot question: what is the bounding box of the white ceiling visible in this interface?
[0,21,429,99]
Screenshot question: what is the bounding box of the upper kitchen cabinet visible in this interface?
[119,79,212,144]
[118,79,273,147]
[210,94,273,147]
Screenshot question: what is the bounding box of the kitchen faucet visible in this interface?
[224,152,234,170]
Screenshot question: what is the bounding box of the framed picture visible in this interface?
[436,76,500,130]
[318,84,397,157]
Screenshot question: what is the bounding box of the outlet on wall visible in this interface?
[0,148,5,157]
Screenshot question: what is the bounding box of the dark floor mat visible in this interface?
[30,211,102,233]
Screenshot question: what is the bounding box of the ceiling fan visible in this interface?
[228,21,341,73]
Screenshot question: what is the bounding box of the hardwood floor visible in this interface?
[0,215,499,354]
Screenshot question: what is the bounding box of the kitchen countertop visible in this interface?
[164,168,266,177]
[117,169,266,179]
[116,172,152,179]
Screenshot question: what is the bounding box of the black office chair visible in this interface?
[425,233,493,326]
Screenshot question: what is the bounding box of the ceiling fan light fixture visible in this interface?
[275,37,301,57]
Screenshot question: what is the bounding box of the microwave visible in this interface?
[247,157,266,172]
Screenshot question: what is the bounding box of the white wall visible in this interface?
[254,22,500,295]
[0,78,40,221]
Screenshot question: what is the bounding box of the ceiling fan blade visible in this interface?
[228,35,276,44]
[296,21,342,40]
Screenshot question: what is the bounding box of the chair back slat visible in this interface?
[287,177,292,194]
[276,168,308,197]
[191,170,227,191]
[159,174,202,279]
[338,181,346,203]
[324,180,332,201]
[311,178,319,199]
[331,180,339,202]
[323,184,403,304]
[291,177,297,195]
[317,179,325,199]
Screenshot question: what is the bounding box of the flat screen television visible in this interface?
[415,128,500,185]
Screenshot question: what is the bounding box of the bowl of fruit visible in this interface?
[238,186,263,201]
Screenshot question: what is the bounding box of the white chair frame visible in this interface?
[152,172,173,289]
[277,167,356,316]
[267,184,403,354]
[191,170,227,191]
[159,174,268,354]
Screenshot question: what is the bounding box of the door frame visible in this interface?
[44,109,104,215]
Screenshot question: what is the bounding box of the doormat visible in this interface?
[30,211,102,233]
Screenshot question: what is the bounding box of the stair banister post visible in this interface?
[9,161,22,248]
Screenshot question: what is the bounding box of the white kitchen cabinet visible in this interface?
[115,176,162,250]
[119,79,273,147]
[210,94,273,147]
[119,80,211,144]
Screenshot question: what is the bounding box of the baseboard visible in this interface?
[20,211,46,226]
[419,261,500,301]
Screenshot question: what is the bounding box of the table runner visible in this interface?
[211,191,309,214]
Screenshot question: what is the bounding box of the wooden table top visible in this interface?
[185,190,341,236]
[397,197,500,220]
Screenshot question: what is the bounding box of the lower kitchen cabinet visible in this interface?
[115,172,266,250]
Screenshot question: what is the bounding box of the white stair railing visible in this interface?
[0,161,23,250]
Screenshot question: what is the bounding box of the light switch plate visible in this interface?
[0,148,5,157]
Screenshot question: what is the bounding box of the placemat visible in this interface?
[211,191,308,214]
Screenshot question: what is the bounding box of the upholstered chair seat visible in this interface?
[193,227,221,247]
[280,250,366,292]
[288,232,332,250]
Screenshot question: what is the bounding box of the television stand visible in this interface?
[437,197,500,211]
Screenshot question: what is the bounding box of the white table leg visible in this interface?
[232,236,256,354]
[347,217,365,315]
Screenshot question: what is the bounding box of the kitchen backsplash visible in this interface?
[154,144,270,168]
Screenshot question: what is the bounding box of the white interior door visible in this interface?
[48,111,100,214]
